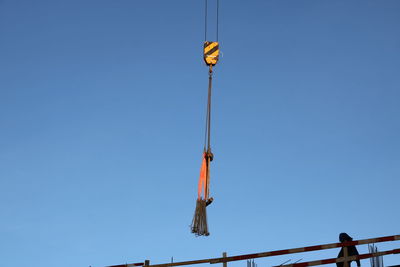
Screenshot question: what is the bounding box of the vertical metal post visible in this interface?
[222,252,227,267]
[343,246,349,267]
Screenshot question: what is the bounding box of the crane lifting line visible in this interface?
[203,0,220,153]
[108,234,400,267]
[204,0,219,42]
[191,0,221,237]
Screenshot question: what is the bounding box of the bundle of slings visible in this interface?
[191,151,213,236]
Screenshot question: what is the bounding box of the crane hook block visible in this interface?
[203,41,219,66]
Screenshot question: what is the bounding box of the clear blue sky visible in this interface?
[1,1,399,267]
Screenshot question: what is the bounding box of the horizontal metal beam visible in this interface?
[108,234,400,267]
[275,248,400,267]
[107,262,144,267]
[209,235,400,264]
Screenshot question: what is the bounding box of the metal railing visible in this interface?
[108,234,400,267]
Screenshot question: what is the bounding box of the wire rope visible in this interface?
[216,0,219,41]
[204,0,220,41]
[204,0,208,41]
